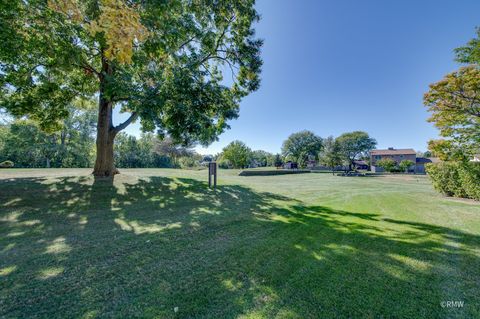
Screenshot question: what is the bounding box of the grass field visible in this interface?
[1,168,479,318]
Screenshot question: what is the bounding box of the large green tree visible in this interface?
[220,140,251,169]
[336,131,376,171]
[423,28,480,161]
[250,150,273,167]
[0,0,262,176]
[281,130,323,168]
[424,66,480,159]
[318,136,342,174]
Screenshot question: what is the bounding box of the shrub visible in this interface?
[0,160,14,168]
[458,162,480,200]
[376,158,397,172]
[399,159,415,172]
[426,162,480,200]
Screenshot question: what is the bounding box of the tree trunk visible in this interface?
[93,57,118,177]
[93,99,118,177]
[92,56,138,177]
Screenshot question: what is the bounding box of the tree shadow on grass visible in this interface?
[0,175,479,318]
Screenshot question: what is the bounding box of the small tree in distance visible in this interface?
[336,131,377,171]
[281,130,323,168]
[318,136,343,175]
[399,160,415,173]
[154,137,194,168]
[220,141,252,169]
[376,158,397,173]
[274,154,283,168]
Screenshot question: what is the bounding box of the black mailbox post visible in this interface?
[208,162,217,188]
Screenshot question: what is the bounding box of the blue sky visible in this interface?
[116,0,480,155]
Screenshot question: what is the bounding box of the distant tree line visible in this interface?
[216,130,377,171]
[0,106,207,169]
[0,103,97,168]
[1,118,379,172]
[217,141,279,169]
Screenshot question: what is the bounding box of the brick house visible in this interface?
[370,148,416,173]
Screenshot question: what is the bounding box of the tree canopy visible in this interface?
[0,0,262,176]
[281,130,323,167]
[318,136,342,174]
[454,27,480,65]
[250,150,274,167]
[427,139,469,162]
[424,66,480,158]
[220,140,251,169]
[336,131,376,170]
[424,27,480,161]
[154,136,195,168]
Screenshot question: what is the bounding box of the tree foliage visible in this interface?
[154,136,195,168]
[273,154,283,168]
[250,150,273,167]
[336,131,376,170]
[427,139,469,162]
[399,159,414,173]
[318,136,342,174]
[424,66,480,158]
[0,104,96,168]
[454,27,480,65]
[220,140,251,169]
[424,28,480,161]
[281,130,323,168]
[376,158,397,173]
[426,162,480,200]
[0,0,263,176]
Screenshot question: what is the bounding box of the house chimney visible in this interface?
[388,147,394,150]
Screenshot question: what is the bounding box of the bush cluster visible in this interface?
[426,162,480,200]
[0,160,14,168]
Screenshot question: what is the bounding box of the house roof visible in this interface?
[416,157,432,164]
[371,148,416,155]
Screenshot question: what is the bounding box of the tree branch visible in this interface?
[112,112,138,133]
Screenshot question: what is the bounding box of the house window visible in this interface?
[375,155,381,160]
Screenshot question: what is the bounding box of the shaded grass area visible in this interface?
[1,169,480,318]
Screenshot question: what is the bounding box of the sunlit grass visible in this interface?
[0,168,479,318]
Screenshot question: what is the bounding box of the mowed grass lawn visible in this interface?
[1,169,480,318]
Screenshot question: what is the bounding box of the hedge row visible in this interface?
[239,169,311,176]
[426,162,480,200]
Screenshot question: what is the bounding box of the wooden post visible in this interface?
[208,162,217,188]
[214,164,217,188]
